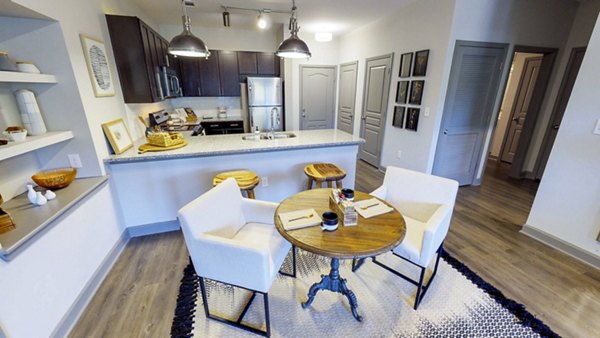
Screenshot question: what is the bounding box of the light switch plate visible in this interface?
[593,119,600,135]
[423,107,430,117]
[68,154,83,168]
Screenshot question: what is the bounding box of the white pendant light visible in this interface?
[276,0,311,59]
[168,0,210,58]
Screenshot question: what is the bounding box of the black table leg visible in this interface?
[302,258,363,321]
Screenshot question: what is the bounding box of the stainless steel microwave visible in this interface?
[157,66,182,99]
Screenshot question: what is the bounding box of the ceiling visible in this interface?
[133,0,418,35]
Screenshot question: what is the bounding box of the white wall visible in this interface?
[526,13,600,259]
[0,184,123,337]
[490,52,543,158]
[338,0,457,172]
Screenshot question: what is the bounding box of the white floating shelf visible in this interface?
[0,131,74,161]
[0,71,57,84]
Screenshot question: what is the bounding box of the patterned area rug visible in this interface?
[171,250,558,337]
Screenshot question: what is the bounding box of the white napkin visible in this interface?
[278,208,322,231]
[354,198,394,219]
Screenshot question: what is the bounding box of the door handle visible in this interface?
[302,108,306,118]
[512,116,520,124]
[443,129,448,135]
[553,124,559,130]
[361,116,366,120]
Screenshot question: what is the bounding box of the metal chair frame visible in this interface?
[352,244,444,310]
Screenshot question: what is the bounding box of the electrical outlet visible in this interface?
[593,119,600,135]
[261,176,269,187]
[423,107,430,117]
[397,150,402,159]
[68,154,83,168]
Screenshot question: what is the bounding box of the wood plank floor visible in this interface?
[71,160,600,338]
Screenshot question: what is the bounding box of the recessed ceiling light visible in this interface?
[315,32,332,42]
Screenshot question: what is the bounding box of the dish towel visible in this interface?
[278,208,322,230]
[354,198,394,219]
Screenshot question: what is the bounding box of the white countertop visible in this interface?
[105,129,364,164]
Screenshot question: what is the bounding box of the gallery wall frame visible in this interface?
[413,49,430,77]
[395,81,409,104]
[393,106,405,128]
[399,52,413,77]
[406,107,420,131]
[80,34,115,97]
[409,80,425,105]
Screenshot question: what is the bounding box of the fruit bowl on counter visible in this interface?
[32,168,77,189]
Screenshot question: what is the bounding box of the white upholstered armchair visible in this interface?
[178,178,295,337]
[354,166,458,310]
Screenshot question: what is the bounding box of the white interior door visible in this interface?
[300,66,336,130]
[337,61,358,134]
[359,54,393,167]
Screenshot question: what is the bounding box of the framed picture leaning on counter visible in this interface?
[102,118,133,154]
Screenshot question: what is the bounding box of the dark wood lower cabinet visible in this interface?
[201,120,244,135]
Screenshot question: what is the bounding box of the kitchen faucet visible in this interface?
[269,107,280,139]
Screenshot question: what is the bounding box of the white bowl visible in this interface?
[3,130,27,142]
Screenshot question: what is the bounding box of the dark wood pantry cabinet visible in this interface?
[106,15,178,103]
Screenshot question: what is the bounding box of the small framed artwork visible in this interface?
[413,49,430,77]
[393,106,405,128]
[395,81,409,104]
[399,52,413,77]
[406,108,420,131]
[80,34,115,97]
[102,118,134,154]
[409,80,425,105]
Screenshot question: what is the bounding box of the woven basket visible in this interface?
[146,132,185,147]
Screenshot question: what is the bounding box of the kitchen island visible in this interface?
[105,129,364,235]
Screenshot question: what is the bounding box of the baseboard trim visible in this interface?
[126,220,180,238]
[521,225,600,269]
[51,230,130,338]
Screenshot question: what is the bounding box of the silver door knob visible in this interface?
[302,108,306,118]
[443,129,448,135]
[553,124,559,130]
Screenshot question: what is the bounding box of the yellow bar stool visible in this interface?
[213,170,260,199]
[304,163,346,190]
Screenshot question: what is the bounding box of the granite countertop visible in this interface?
[105,129,364,164]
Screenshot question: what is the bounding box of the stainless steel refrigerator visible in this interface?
[247,77,283,132]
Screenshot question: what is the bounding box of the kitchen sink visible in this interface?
[242,132,297,140]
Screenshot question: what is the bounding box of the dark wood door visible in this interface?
[179,57,201,97]
[218,51,240,96]
[198,55,220,96]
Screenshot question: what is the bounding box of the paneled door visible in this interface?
[337,61,358,134]
[432,41,508,185]
[300,66,336,130]
[359,54,393,167]
[500,56,542,163]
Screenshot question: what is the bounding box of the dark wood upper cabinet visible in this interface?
[257,52,279,76]
[178,57,202,97]
[106,15,174,103]
[218,51,240,96]
[198,55,220,97]
[238,51,258,74]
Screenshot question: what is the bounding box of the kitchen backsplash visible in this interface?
[170,97,243,118]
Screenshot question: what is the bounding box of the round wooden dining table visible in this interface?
[274,188,406,321]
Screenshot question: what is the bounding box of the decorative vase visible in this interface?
[35,191,47,206]
[15,89,47,136]
[45,190,56,200]
[27,184,37,204]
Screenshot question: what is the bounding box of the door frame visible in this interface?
[502,45,558,178]
[337,60,359,133]
[359,53,394,169]
[533,46,586,179]
[434,40,509,185]
[299,64,337,130]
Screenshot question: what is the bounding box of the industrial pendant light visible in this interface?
[276,0,311,59]
[168,0,210,58]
